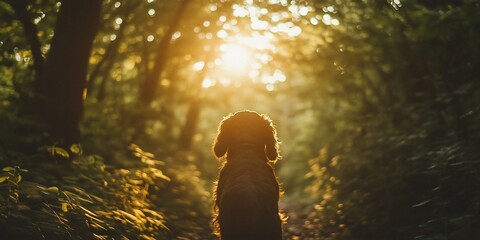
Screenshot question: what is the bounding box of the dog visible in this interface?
[212,110,283,240]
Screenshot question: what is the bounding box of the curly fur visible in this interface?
[212,110,283,240]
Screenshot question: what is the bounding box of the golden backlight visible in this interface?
[219,43,251,71]
[194,2,306,91]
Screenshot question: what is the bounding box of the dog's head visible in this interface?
[213,110,280,162]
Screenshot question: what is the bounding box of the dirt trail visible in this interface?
[282,201,327,240]
[189,201,326,240]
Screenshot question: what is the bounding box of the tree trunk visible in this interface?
[7,0,44,80]
[179,99,202,150]
[37,0,102,145]
[87,0,141,100]
[177,55,213,150]
[139,0,190,105]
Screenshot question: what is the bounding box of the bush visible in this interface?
[0,144,214,239]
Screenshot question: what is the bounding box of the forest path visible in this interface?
[189,200,327,240]
[281,201,328,240]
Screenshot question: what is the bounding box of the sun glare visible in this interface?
[219,44,250,70]
[196,1,310,90]
[199,33,286,90]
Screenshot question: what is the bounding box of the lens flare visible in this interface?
[220,44,251,70]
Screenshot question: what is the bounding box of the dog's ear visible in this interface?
[213,116,231,158]
[264,119,279,161]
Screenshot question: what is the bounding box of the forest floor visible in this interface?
[192,201,326,240]
[282,201,327,240]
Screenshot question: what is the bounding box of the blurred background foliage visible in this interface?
[1,0,479,239]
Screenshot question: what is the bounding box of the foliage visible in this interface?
[304,0,480,239]
[0,143,212,239]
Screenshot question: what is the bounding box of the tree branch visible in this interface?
[139,0,190,104]
[87,0,142,97]
[7,0,44,80]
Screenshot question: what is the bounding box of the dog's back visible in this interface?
[212,111,283,240]
[216,150,282,240]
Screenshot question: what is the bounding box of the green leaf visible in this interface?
[2,166,15,172]
[16,175,22,184]
[61,202,68,212]
[47,186,59,194]
[153,170,171,181]
[70,144,82,155]
[48,146,70,158]
[0,175,9,183]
